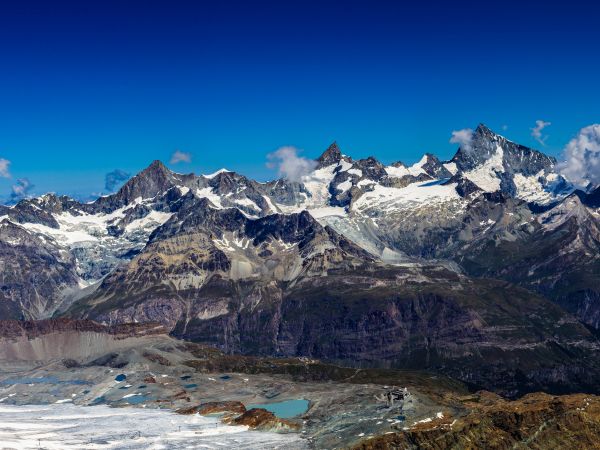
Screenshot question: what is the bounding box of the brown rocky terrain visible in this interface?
[354,391,600,450]
[177,401,247,415]
[1,321,600,448]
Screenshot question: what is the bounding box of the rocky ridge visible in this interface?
[1,124,599,398]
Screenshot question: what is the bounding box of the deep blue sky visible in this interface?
[1,0,599,200]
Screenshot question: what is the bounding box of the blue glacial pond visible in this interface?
[247,399,309,418]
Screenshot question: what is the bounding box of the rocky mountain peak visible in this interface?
[317,141,343,167]
[451,125,503,172]
[420,153,452,178]
[353,156,387,181]
[474,123,496,139]
[132,160,178,185]
[452,124,556,179]
[98,160,181,209]
[207,170,244,192]
[146,159,169,173]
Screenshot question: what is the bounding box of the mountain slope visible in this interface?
[62,197,600,397]
[2,124,600,398]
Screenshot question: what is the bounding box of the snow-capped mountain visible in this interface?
[2,124,600,395]
[0,124,589,317]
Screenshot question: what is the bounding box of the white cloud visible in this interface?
[266,146,317,182]
[557,124,600,189]
[0,158,11,178]
[449,128,474,152]
[10,178,34,201]
[531,120,551,146]
[170,150,192,164]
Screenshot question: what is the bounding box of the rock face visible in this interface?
[2,124,600,398]
[0,318,166,340]
[0,319,167,361]
[316,141,343,167]
[63,208,600,396]
[0,219,80,319]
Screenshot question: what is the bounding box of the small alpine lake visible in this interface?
[247,399,309,418]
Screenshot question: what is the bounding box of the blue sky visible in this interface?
[1,0,599,201]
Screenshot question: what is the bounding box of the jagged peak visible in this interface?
[462,124,509,146]
[416,153,452,179]
[121,159,176,187]
[475,123,494,135]
[140,160,171,176]
[423,152,440,161]
[452,124,556,176]
[92,160,179,209]
[317,141,343,167]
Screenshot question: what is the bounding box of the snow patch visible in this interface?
[124,211,173,233]
[234,197,260,211]
[513,171,564,204]
[195,187,223,208]
[300,164,338,208]
[408,155,428,176]
[338,160,353,172]
[443,162,458,175]
[203,168,231,179]
[462,145,504,192]
[352,180,461,212]
[308,206,348,219]
[385,165,410,178]
[336,179,352,192]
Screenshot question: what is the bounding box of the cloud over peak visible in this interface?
[450,128,474,152]
[170,150,192,164]
[531,120,551,146]
[266,146,317,182]
[10,178,34,202]
[557,124,600,190]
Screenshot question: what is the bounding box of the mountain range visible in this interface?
[1,124,599,397]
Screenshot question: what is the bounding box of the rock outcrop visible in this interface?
[354,391,600,450]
